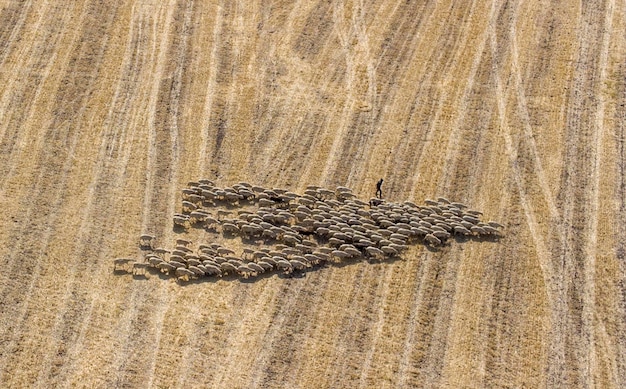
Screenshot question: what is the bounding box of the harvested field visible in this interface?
[0,0,625,387]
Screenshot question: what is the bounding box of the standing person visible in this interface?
[376,178,383,199]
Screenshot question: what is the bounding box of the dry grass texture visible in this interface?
[0,0,625,387]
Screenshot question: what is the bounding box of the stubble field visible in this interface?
[0,0,625,387]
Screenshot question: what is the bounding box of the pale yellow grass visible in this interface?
[0,0,625,388]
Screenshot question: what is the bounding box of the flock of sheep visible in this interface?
[113,180,504,281]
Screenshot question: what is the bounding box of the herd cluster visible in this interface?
[114,180,503,281]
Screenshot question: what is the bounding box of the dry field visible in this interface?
[0,0,625,387]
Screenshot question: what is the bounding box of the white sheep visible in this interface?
[148,256,164,268]
[247,262,265,274]
[289,259,308,270]
[113,258,133,272]
[175,267,195,281]
[139,234,155,249]
[276,259,293,273]
[157,262,177,274]
[188,265,205,277]
[181,200,198,213]
[424,234,442,246]
[222,223,239,234]
[173,215,189,228]
[220,262,237,274]
[365,246,385,260]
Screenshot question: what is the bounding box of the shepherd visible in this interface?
[376,178,383,199]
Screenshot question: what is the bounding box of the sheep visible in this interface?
[198,179,215,186]
[389,233,408,241]
[312,251,330,262]
[435,222,453,232]
[396,228,412,237]
[153,247,170,257]
[437,197,451,204]
[460,220,474,229]
[378,219,394,228]
[247,262,265,274]
[282,247,302,258]
[263,257,279,267]
[139,234,155,249]
[241,248,256,260]
[424,199,439,206]
[175,245,192,253]
[290,259,309,270]
[331,250,351,261]
[357,239,375,248]
[175,267,195,281]
[204,264,222,277]
[365,246,385,260]
[380,246,398,256]
[224,259,242,270]
[169,260,186,269]
[258,198,275,207]
[200,256,219,266]
[204,216,219,229]
[186,258,202,267]
[216,247,235,257]
[241,224,262,237]
[173,215,190,228]
[430,225,446,233]
[198,244,216,253]
[332,232,350,241]
[328,237,344,247]
[462,215,480,224]
[182,188,198,199]
[225,192,243,204]
[222,223,239,234]
[378,230,392,238]
[335,186,353,193]
[187,194,204,204]
[276,259,293,273]
[317,188,336,199]
[148,256,164,268]
[113,258,133,272]
[388,243,407,252]
[300,240,317,248]
[388,237,405,245]
[432,230,451,240]
[343,246,362,258]
[304,189,319,198]
[182,200,198,213]
[188,265,205,277]
[157,262,177,274]
[316,227,331,238]
[453,226,471,235]
[303,253,321,265]
[171,252,187,260]
[262,229,278,240]
[257,261,274,271]
[216,209,233,220]
[189,211,209,224]
[424,234,442,246]
[282,234,301,246]
[482,225,501,235]
[219,262,237,274]
[471,226,486,235]
[298,197,315,207]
